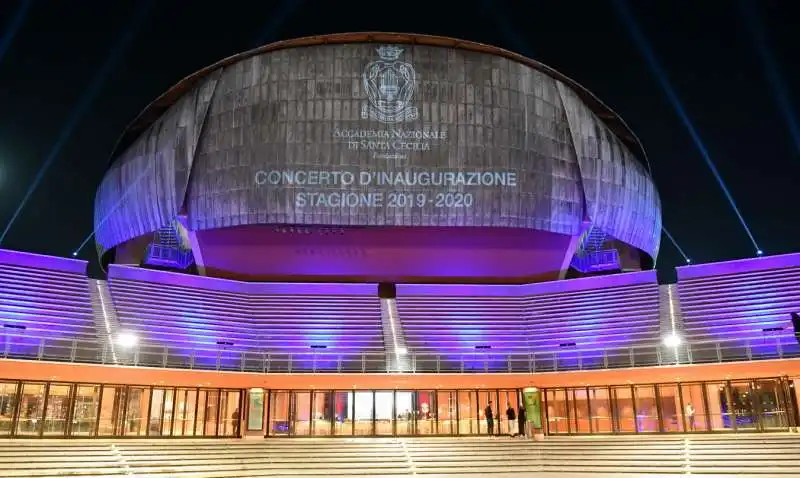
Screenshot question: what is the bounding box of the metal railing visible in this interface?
[1,333,798,374]
[144,244,194,269]
[571,249,621,273]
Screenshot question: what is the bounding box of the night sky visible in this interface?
[0,0,798,275]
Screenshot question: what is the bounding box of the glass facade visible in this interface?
[544,378,797,434]
[265,389,522,437]
[0,380,241,438]
[0,377,796,438]
[267,389,520,436]
[261,380,797,437]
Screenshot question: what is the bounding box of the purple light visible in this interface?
[1,246,798,373]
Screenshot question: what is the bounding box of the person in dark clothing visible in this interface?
[517,405,527,438]
[505,404,517,436]
[232,408,240,436]
[485,401,494,436]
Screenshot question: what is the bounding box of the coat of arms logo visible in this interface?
[361,45,419,123]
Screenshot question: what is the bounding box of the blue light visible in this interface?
[252,0,304,47]
[662,227,691,265]
[0,1,154,246]
[0,0,32,65]
[756,249,764,256]
[739,0,800,154]
[74,163,154,257]
[71,251,78,257]
[613,0,762,253]
[481,0,536,59]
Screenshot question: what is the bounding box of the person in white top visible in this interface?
[685,402,696,431]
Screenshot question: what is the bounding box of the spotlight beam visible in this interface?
[612,0,761,254]
[0,1,154,246]
[82,0,299,257]
[738,0,800,153]
[662,226,690,263]
[252,0,304,48]
[0,0,33,65]
[73,163,154,257]
[480,1,535,59]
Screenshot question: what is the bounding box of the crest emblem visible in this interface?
[361,45,419,123]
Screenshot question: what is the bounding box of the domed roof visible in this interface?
[108,32,648,168]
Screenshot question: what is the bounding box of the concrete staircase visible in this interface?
[0,435,799,477]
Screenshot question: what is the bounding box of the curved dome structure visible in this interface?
[94,33,661,283]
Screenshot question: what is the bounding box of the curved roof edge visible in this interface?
[107,32,650,169]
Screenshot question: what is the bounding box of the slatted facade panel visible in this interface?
[187,44,587,235]
[396,295,525,354]
[108,278,258,351]
[677,266,800,345]
[0,264,95,342]
[94,75,221,254]
[247,294,383,354]
[522,282,662,353]
[107,267,384,366]
[557,83,661,257]
[97,36,662,270]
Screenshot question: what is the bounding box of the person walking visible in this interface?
[505,404,517,436]
[517,404,527,438]
[485,401,494,436]
[686,402,696,431]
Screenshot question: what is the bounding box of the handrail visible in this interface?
[0,332,797,374]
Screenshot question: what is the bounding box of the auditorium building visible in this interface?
[0,33,798,439]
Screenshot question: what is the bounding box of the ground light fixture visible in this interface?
[116,331,139,348]
[662,334,683,348]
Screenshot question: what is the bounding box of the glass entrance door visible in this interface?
[436,391,456,435]
[353,391,373,436]
[375,391,393,435]
[0,382,18,436]
[545,389,568,434]
[497,390,519,436]
[333,391,353,436]
[478,390,496,435]
[171,389,194,436]
[415,391,435,435]
[291,392,311,436]
[43,384,71,436]
[16,382,45,436]
[754,379,790,430]
[569,388,590,433]
[71,385,100,436]
[589,387,613,433]
[312,391,333,436]
[729,381,757,431]
[458,390,476,434]
[268,391,290,436]
[395,391,414,435]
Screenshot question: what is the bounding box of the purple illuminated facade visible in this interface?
[0,247,798,371]
[677,252,800,356]
[0,250,95,357]
[396,271,661,368]
[107,264,382,368]
[93,33,661,283]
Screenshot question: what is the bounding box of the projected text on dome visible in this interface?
[96,36,662,260]
[184,42,588,232]
[254,169,518,209]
